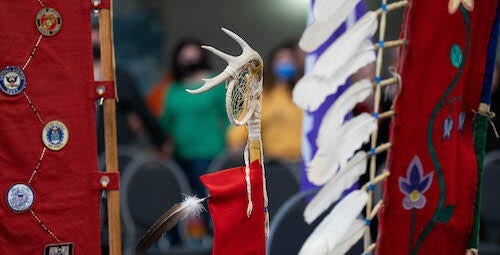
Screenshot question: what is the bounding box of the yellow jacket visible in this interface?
[227,84,302,162]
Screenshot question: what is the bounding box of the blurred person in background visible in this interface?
[93,32,169,158]
[159,39,228,197]
[227,41,303,169]
[146,72,173,118]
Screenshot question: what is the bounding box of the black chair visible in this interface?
[480,150,500,253]
[264,158,300,218]
[98,145,141,172]
[267,189,364,255]
[120,156,192,255]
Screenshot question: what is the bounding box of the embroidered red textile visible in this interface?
[201,160,266,255]
[377,0,498,254]
[0,1,101,254]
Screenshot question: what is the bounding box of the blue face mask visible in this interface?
[273,61,297,82]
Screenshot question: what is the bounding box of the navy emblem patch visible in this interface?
[0,66,26,96]
[44,243,74,255]
[42,120,69,151]
[6,183,34,213]
[36,8,62,36]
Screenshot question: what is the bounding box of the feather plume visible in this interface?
[313,0,362,23]
[136,196,206,254]
[304,151,367,224]
[317,79,372,148]
[312,12,378,78]
[307,113,376,185]
[299,11,377,52]
[299,190,368,255]
[293,41,375,112]
[299,0,363,52]
[329,218,365,255]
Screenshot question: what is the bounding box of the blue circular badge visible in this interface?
[7,183,34,213]
[0,66,26,96]
[42,120,69,151]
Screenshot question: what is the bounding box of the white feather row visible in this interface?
[304,151,367,224]
[317,79,372,148]
[299,0,363,52]
[293,47,375,112]
[307,113,377,185]
[329,218,366,255]
[312,12,378,78]
[293,12,378,111]
[313,0,361,23]
[299,190,368,255]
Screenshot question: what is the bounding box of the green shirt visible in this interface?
[160,80,228,159]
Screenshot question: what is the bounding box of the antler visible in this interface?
[186,27,262,94]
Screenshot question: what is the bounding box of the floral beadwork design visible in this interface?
[443,116,454,140]
[399,156,434,210]
[458,111,466,132]
[448,0,474,14]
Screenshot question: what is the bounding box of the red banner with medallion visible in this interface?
[0,1,102,254]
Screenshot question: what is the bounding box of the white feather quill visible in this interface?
[316,79,372,148]
[293,43,375,112]
[304,151,367,224]
[299,190,368,255]
[299,0,363,52]
[307,113,376,185]
[314,0,362,23]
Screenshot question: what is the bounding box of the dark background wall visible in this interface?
[112,0,404,92]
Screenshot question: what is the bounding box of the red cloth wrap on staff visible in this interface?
[201,160,266,255]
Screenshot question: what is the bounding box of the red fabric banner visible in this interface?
[201,160,266,255]
[0,1,101,254]
[377,0,498,254]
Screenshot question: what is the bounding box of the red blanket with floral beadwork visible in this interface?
[376,0,498,254]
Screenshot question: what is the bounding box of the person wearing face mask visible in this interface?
[158,39,228,246]
[159,39,228,197]
[227,41,303,165]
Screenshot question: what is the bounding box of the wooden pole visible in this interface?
[98,2,122,255]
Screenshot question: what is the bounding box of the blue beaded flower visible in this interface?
[399,156,433,210]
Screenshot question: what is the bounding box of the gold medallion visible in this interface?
[36,8,62,36]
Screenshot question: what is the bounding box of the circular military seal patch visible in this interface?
[42,120,69,151]
[7,183,35,213]
[0,66,26,96]
[36,7,62,36]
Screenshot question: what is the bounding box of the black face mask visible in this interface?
[176,62,206,81]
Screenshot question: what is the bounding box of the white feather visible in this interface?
[299,0,363,52]
[299,190,368,255]
[313,12,378,77]
[292,76,332,112]
[314,0,362,23]
[307,113,376,185]
[181,195,207,219]
[317,79,372,148]
[330,219,365,255]
[293,41,375,112]
[304,151,367,224]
